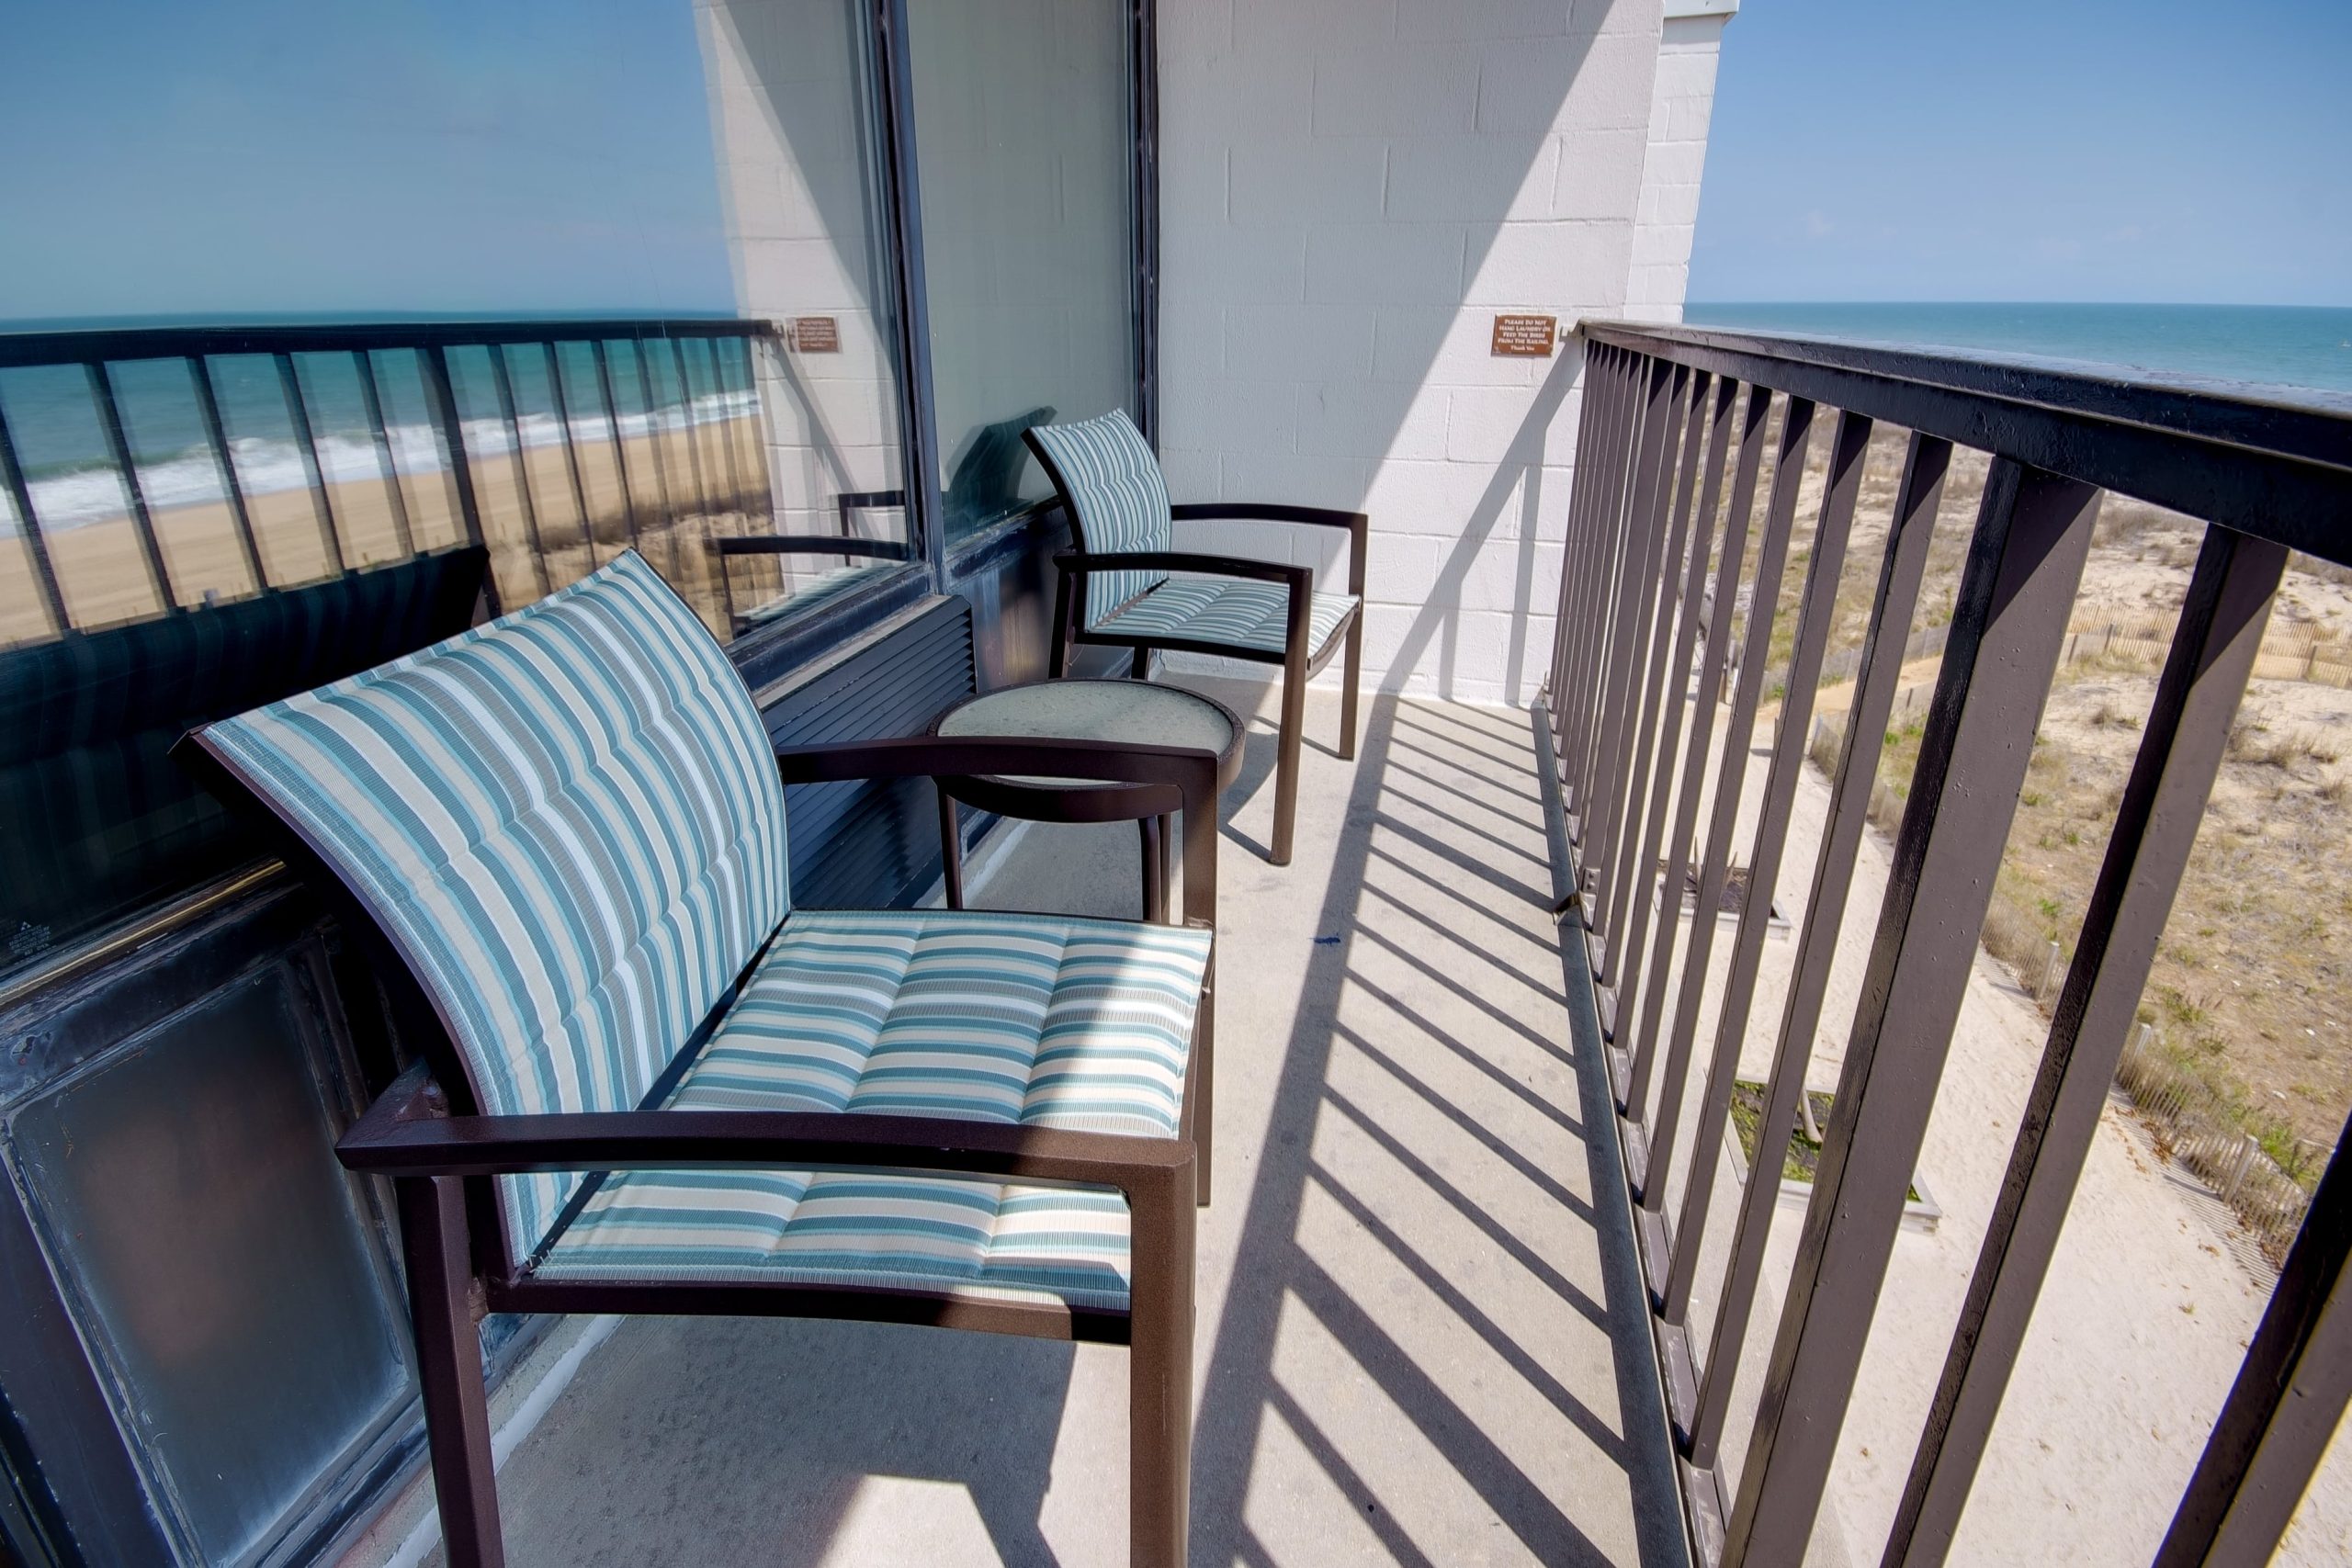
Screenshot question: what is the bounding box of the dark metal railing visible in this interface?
[0,318,781,643]
[1540,322,2352,1568]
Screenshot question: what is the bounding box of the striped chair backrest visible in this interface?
[198,552,791,1264]
[1026,409,1170,626]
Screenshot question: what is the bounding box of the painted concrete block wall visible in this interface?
[1158,0,1732,705]
[1627,10,1731,320]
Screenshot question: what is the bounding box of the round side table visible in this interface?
[930,678,1245,920]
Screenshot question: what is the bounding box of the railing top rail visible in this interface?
[1578,321,2352,567]
[0,316,780,369]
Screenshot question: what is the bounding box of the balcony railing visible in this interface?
[1539,322,2352,1566]
[0,317,795,646]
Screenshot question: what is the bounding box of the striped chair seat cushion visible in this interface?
[531,908,1214,1307]
[1094,574,1358,658]
[534,1173,1133,1309]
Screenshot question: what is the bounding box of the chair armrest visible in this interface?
[775,733,1215,813]
[1054,548,1313,594]
[712,536,910,560]
[1170,502,1366,531]
[339,1063,1192,1191]
[1168,504,1368,597]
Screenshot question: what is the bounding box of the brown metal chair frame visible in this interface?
[175,730,1221,1568]
[712,533,912,637]
[1021,429,1368,866]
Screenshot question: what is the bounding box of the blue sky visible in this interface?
[3,2,2344,321]
[0,0,732,321]
[1690,0,2352,305]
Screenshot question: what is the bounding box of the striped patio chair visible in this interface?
[175,551,1216,1568]
[1024,410,1367,865]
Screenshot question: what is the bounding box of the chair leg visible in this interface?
[1271,649,1306,866]
[938,785,966,909]
[1193,949,1214,1207]
[1339,612,1363,761]
[1155,813,1174,921]
[1131,644,1151,679]
[1048,566,1073,679]
[1138,815,1165,922]
[395,1176,505,1568]
[1128,1163,1196,1568]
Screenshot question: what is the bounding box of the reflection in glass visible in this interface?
[905,0,1136,542]
[103,357,262,608]
[9,959,413,1564]
[700,0,914,630]
[363,349,466,553]
[206,354,341,588]
[0,364,169,628]
[288,352,403,570]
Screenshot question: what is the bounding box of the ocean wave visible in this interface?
[2,386,759,535]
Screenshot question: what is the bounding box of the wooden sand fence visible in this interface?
[2114,1023,2317,1269]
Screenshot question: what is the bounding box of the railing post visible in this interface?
[0,400,74,634]
[591,339,646,553]
[626,339,685,583]
[1604,370,1720,1035]
[669,334,715,521]
[1597,368,1704,979]
[1583,359,1679,919]
[419,344,489,558]
[541,342,598,570]
[1623,386,1770,1118]
[275,352,349,576]
[1549,341,1611,748]
[188,355,271,591]
[1570,345,1644,829]
[1723,457,2102,1566]
[2155,1097,2352,1568]
[87,361,180,610]
[1637,398,1813,1223]
[355,349,417,558]
[1562,345,1638,827]
[487,344,553,596]
[1664,409,1871,1326]
[705,337,752,514]
[1888,523,2289,1566]
[1689,430,1951,1470]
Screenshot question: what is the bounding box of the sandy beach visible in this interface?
[1,410,811,645]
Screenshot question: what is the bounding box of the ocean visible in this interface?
[0,325,757,536]
[1680,302,2352,402]
[5,304,2346,541]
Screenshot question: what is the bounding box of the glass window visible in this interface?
[700,0,920,632]
[904,0,1139,543]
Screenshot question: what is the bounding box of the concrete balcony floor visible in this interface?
[351,682,1684,1568]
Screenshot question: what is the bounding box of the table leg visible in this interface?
[938,785,966,910]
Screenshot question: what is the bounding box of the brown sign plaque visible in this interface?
[791,316,840,353]
[1491,313,1557,356]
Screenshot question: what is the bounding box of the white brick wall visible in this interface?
[1626,10,1732,320]
[1159,0,1732,705]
